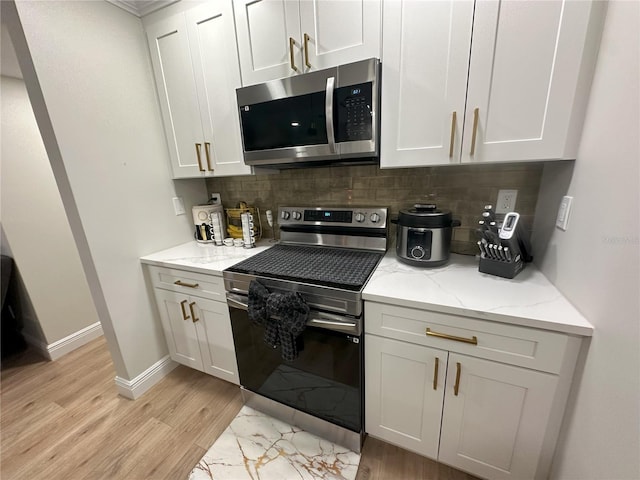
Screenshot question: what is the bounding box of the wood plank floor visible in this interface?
[1,336,478,480]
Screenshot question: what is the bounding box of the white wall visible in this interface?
[3,0,208,380]
[531,2,640,478]
[1,75,101,346]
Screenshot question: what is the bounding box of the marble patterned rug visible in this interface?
[189,406,361,480]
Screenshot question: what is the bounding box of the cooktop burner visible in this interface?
[226,244,383,291]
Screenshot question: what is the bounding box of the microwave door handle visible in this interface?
[325,76,336,153]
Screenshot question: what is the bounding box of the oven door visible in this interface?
[227,293,363,433]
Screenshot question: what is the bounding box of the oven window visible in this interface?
[230,307,362,432]
[239,92,328,151]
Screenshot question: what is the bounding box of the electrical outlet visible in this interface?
[496,189,518,214]
[210,193,222,205]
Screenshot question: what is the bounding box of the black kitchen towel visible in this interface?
[248,280,269,325]
[266,292,310,361]
[247,280,280,349]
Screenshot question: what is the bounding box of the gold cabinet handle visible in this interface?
[449,111,457,158]
[303,33,311,68]
[180,300,190,321]
[289,37,298,72]
[204,142,213,171]
[454,362,461,396]
[188,302,199,323]
[195,143,205,171]
[470,107,479,156]
[426,328,478,345]
[433,357,439,390]
[174,280,199,289]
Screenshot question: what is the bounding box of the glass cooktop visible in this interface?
[226,244,383,291]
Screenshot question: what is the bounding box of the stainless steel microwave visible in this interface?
[236,58,380,168]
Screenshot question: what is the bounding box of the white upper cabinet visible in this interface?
[233,0,301,85]
[234,0,382,86]
[380,0,473,167]
[146,0,251,178]
[461,0,599,163]
[298,0,381,71]
[381,0,604,168]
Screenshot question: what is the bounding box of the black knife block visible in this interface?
[478,255,524,279]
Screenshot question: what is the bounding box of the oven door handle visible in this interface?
[226,293,361,335]
[227,294,248,310]
[309,319,355,327]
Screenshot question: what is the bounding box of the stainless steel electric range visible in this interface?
[223,206,388,452]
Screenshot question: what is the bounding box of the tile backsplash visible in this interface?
[206,162,543,255]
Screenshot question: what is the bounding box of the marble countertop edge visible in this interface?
[140,241,594,337]
[361,291,594,337]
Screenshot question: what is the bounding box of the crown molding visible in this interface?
[106,0,178,17]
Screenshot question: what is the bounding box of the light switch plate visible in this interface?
[556,196,573,231]
[172,196,185,216]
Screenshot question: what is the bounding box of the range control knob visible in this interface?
[370,213,381,223]
[410,246,426,259]
[354,212,366,223]
[292,211,302,220]
[281,211,290,220]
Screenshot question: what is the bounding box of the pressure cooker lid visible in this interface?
[397,204,456,228]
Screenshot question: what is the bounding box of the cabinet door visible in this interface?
[461,0,596,163]
[234,0,302,85]
[365,334,446,459]
[439,353,558,480]
[192,297,240,385]
[186,2,252,177]
[153,289,204,371]
[298,0,381,72]
[380,0,473,168]
[146,14,207,179]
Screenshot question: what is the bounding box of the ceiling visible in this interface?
[107,0,178,17]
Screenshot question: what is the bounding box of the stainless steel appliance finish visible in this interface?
[394,204,461,267]
[223,206,387,452]
[241,388,362,453]
[236,58,380,168]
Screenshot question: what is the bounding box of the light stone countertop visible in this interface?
[141,241,593,336]
[363,251,594,336]
[140,240,275,276]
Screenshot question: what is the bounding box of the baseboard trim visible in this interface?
[47,322,104,360]
[115,356,178,400]
[22,322,103,361]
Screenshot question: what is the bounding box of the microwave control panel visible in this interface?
[335,83,373,142]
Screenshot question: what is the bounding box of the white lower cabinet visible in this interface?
[365,335,445,459]
[365,301,581,480]
[439,354,558,480]
[148,266,239,385]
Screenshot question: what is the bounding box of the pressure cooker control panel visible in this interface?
[279,207,387,228]
[406,229,432,260]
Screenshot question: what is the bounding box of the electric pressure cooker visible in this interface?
[393,204,461,267]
